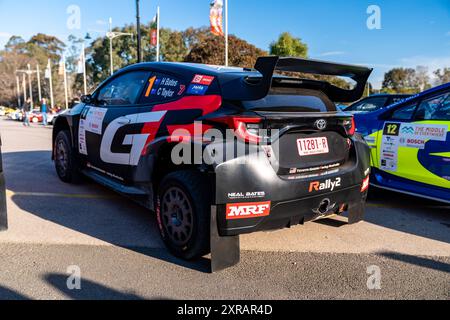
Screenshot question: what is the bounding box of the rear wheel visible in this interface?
[54,130,81,183]
[156,170,212,260]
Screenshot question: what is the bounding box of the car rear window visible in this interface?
[242,88,336,112]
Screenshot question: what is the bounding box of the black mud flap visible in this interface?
[210,206,240,273]
[348,196,367,225]
[0,173,7,231]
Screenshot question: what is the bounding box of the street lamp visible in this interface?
[107,17,134,75]
[136,0,142,63]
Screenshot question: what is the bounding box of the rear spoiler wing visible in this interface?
[221,56,372,103]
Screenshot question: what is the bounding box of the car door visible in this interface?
[408,91,450,187]
[79,70,151,183]
[376,91,450,189]
[375,101,418,176]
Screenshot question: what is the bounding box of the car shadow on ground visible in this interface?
[44,274,148,300]
[3,151,450,273]
[380,252,450,274]
[314,187,450,244]
[0,285,30,300]
[3,151,211,273]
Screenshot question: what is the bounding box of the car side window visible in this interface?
[432,95,450,120]
[138,73,186,105]
[414,93,449,121]
[348,97,388,112]
[390,103,417,121]
[97,71,150,106]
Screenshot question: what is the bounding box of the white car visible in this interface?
[8,110,23,121]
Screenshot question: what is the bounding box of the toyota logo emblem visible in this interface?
[315,119,327,130]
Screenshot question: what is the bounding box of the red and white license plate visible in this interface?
[297,137,329,156]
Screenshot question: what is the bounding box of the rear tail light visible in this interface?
[343,117,356,136]
[361,176,370,193]
[211,116,263,144]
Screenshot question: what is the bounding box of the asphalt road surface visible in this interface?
[0,118,449,300]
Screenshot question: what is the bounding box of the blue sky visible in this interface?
[0,0,449,88]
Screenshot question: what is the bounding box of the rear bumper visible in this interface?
[217,185,367,236]
[212,134,371,236]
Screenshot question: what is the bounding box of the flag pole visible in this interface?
[36,64,42,102]
[225,0,228,66]
[16,76,21,107]
[82,43,87,95]
[22,74,27,103]
[136,0,142,63]
[48,59,54,110]
[63,55,69,109]
[27,64,34,109]
[156,6,160,62]
[109,17,114,75]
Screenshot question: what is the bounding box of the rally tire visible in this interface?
[54,130,82,184]
[156,170,212,260]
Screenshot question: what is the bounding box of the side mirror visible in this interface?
[81,94,94,104]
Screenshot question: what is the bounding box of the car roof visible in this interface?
[366,93,412,98]
[118,61,260,77]
[385,82,450,110]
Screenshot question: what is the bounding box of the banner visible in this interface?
[210,0,224,36]
[150,14,158,46]
[76,50,84,74]
[44,61,51,79]
[58,59,65,75]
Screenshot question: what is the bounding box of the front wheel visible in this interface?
[54,130,82,183]
[156,170,212,260]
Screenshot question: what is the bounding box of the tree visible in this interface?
[434,68,450,85]
[4,36,25,53]
[159,29,188,62]
[415,66,431,91]
[185,34,267,68]
[270,32,308,58]
[0,34,65,107]
[381,68,419,94]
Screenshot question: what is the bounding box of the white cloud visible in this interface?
[0,31,12,38]
[318,51,346,57]
[399,55,450,71]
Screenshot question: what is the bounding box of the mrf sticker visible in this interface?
[226,201,271,220]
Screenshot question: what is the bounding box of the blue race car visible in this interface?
[344,94,412,114]
[354,83,450,203]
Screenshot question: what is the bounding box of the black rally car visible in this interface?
[52,57,372,271]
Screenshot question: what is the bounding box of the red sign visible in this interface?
[192,74,215,86]
[150,29,157,46]
[226,201,271,220]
